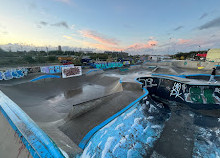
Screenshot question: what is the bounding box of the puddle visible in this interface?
[47,84,107,105]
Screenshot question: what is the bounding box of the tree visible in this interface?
[48,56,57,62]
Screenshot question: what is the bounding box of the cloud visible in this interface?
[127,40,158,50]
[70,25,75,30]
[177,39,191,44]
[174,26,183,31]
[80,30,118,45]
[198,16,220,30]
[40,21,48,26]
[199,13,208,20]
[83,42,122,51]
[51,21,69,29]
[63,35,72,39]
[54,0,71,4]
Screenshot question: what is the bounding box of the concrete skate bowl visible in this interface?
[0,71,145,157]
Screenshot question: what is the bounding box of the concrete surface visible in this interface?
[0,111,32,158]
[1,64,220,158]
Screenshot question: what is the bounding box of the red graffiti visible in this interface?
[64,67,80,77]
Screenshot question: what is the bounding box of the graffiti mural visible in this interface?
[62,66,82,78]
[137,77,220,107]
[41,65,74,74]
[93,62,123,69]
[138,78,158,88]
[0,71,3,80]
[27,67,41,73]
[0,68,28,80]
[123,61,130,65]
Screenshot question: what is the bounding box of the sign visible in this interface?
[62,66,82,78]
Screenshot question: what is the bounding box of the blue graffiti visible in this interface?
[49,66,55,73]
[0,71,3,80]
[0,68,28,80]
[41,65,74,74]
[93,62,123,69]
[3,70,13,80]
[55,65,61,73]
[11,70,19,78]
[16,69,25,78]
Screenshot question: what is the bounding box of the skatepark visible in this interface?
[0,61,219,158]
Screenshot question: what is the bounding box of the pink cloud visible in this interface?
[127,40,158,50]
[83,42,122,51]
[79,30,118,46]
[177,39,191,44]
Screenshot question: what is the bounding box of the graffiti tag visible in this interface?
[214,88,220,94]
[170,82,184,101]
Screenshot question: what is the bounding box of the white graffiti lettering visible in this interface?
[170,82,184,101]
[182,84,187,93]
[145,78,157,87]
[214,88,220,94]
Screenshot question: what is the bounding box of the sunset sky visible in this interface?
[1,0,220,54]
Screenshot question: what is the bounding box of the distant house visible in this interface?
[206,49,220,62]
[58,56,73,64]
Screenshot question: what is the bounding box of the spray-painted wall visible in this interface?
[41,64,74,74]
[0,68,28,80]
[144,60,219,70]
[93,62,123,69]
[137,76,220,109]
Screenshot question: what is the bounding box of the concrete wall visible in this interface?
[207,49,220,62]
[137,76,220,109]
[172,60,219,70]
[144,60,219,70]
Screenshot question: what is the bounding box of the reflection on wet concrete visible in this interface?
[46,84,107,109]
[64,87,83,99]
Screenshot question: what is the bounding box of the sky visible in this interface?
[0,0,220,55]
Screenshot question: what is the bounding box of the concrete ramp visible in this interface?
[0,110,32,158]
[0,72,144,156]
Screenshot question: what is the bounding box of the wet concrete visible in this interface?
[0,68,148,156]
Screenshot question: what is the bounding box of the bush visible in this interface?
[48,56,57,62]
[23,56,36,63]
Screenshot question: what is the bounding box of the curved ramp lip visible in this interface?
[0,91,65,158]
[30,75,61,82]
[78,78,148,150]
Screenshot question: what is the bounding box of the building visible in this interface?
[206,49,220,62]
[58,45,62,51]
